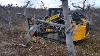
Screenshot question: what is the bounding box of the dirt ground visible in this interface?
[0,25,100,56]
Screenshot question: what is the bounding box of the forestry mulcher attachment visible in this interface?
[28,8,89,42]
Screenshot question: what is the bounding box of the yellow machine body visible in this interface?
[46,14,60,21]
[71,18,88,41]
[45,14,60,33]
[46,28,53,32]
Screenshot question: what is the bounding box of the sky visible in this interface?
[0,0,100,9]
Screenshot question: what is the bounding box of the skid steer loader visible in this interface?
[28,8,89,42]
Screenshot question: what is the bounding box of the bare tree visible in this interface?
[72,0,87,11]
[72,0,95,20]
[23,1,30,16]
[61,0,76,56]
[41,1,47,9]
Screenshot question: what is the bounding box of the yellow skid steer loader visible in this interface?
[28,8,89,42]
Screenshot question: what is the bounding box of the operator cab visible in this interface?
[71,12,86,25]
[45,8,65,24]
[48,8,63,16]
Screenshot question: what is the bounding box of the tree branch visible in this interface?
[72,3,83,9]
[83,0,87,11]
